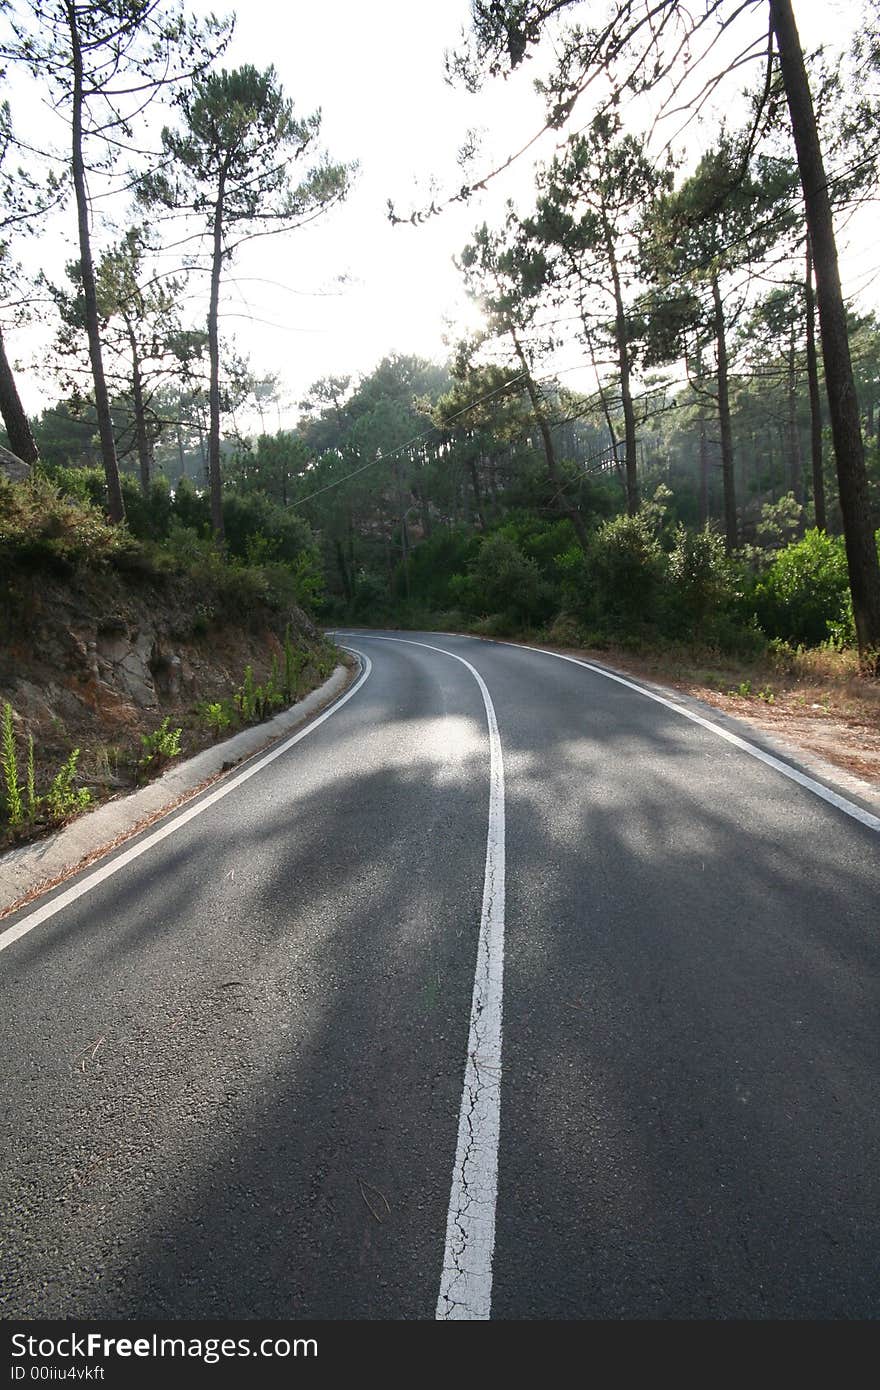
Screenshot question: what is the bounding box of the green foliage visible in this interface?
[222,490,315,567]
[283,626,296,703]
[0,473,129,574]
[26,734,36,819]
[171,475,210,532]
[755,493,805,549]
[289,550,325,611]
[2,703,23,826]
[405,528,481,609]
[587,510,666,626]
[236,665,257,722]
[44,750,91,823]
[496,513,580,579]
[139,718,183,777]
[152,65,351,228]
[468,531,549,625]
[120,476,174,541]
[752,528,857,646]
[351,568,391,621]
[200,700,233,739]
[666,524,737,628]
[1,703,93,832]
[262,653,286,715]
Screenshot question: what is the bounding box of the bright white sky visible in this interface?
[3,0,878,427]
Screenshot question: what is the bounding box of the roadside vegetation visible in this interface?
[0,470,337,847]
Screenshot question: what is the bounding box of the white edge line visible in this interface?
[340,634,505,1322]
[0,654,373,956]
[494,638,880,833]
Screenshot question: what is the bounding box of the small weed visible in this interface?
[139,717,182,777]
[1,702,23,826]
[44,749,91,822]
[729,680,752,698]
[91,744,122,785]
[236,665,257,722]
[26,734,36,817]
[200,700,233,739]
[757,686,775,704]
[1,702,94,835]
[283,627,307,703]
[265,653,284,712]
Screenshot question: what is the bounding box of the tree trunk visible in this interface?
[68,3,124,524]
[125,317,151,494]
[699,413,709,527]
[207,169,228,542]
[583,309,625,493]
[787,327,804,512]
[711,275,737,551]
[511,329,589,550]
[770,0,880,661]
[603,212,639,515]
[0,326,39,465]
[417,483,433,537]
[335,538,353,603]
[175,424,185,482]
[467,443,487,529]
[488,450,499,509]
[804,234,826,530]
[392,457,410,599]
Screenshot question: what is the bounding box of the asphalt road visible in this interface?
[1,632,878,1320]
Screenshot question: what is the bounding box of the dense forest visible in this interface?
[1,0,879,677]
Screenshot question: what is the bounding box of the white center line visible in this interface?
[340,635,506,1322]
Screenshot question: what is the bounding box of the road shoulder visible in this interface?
[0,662,355,917]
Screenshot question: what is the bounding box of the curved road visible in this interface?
[1,631,878,1319]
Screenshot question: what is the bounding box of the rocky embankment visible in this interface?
[0,563,334,843]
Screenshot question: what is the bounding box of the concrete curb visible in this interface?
[0,663,353,915]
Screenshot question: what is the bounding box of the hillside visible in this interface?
[0,474,337,849]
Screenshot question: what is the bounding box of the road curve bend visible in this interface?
[0,631,877,1320]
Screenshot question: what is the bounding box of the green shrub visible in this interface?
[26,734,36,818]
[664,524,742,638]
[588,510,666,626]
[545,613,585,647]
[119,475,173,542]
[1,702,94,831]
[469,532,549,625]
[752,529,856,647]
[171,475,210,533]
[0,473,129,573]
[495,513,579,579]
[405,527,479,609]
[351,568,390,621]
[222,490,315,568]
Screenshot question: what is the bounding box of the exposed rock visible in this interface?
[0,564,329,823]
